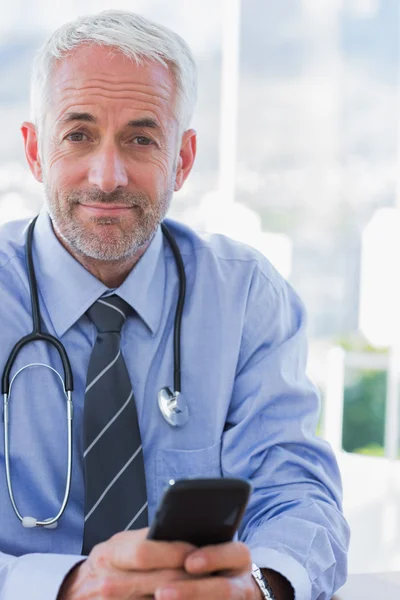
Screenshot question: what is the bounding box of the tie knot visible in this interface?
[87,295,130,333]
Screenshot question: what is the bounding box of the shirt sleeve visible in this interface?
[0,551,84,600]
[221,261,350,600]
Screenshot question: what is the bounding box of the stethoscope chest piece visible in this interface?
[158,387,188,427]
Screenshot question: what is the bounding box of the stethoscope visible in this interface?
[2,215,188,529]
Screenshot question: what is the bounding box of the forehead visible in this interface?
[49,44,177,123]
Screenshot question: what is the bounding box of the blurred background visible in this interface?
[1,0,399,576]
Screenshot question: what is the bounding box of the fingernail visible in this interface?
[189,555,206,570]
[155,588,179,600]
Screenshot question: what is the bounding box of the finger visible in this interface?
[100,531,196,571]
[155,572,255,600]
[184,541,252,576]
[83,568,193,598]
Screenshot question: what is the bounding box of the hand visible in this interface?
[154,541,261,600]
[58,528,196,599]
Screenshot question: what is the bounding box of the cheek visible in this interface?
[47,141,79,170]
[46,152,87,190]
[134,152,175,189]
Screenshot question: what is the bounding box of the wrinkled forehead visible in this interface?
[46,44,178,121]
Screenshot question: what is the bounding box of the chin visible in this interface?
[77,222,148,261]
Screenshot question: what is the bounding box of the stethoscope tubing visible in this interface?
[160,222,186,393]
[2,215,186,528]
[2,217,74,395]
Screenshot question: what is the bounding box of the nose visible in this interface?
[87,141,128,193]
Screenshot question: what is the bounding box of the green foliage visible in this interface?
[351,443,385,457]
[342,369,386,454]
[334,332,388,354]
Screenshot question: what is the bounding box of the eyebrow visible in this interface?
[60,112,97,125]
[59,112,161,130]
[127,118,160,130]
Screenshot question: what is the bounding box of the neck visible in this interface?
[55,232,149,288]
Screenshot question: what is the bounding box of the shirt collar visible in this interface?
[32,208,165,338]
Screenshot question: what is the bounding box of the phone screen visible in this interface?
[148,477,251,546]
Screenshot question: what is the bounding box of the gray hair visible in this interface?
[30,10,197,138]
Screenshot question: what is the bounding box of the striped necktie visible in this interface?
[82,295,148,555]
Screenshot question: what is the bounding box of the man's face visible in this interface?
[26,45,194,261]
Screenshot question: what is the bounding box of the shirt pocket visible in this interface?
[155,439,223,505]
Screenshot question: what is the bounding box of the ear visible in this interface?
[174,128,197,192]
[21,122,43,182]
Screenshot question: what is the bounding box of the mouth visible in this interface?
[79,203,135,217]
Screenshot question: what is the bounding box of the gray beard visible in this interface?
[44,185,172,262]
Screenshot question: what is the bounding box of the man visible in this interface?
[0,10,349,600]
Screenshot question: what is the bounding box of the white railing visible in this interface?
[337,451,400,573]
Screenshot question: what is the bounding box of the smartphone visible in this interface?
[147,477,251,546]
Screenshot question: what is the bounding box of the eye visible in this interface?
[66,132,88,142]
[133,136,153,146]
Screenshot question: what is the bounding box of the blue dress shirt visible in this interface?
[0,209,349,600]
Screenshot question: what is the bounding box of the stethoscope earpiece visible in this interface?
[22,516,58,529]
[22,516,37,528]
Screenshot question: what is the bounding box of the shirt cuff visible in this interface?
[3,553,85,600]
[250,546,311,600]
